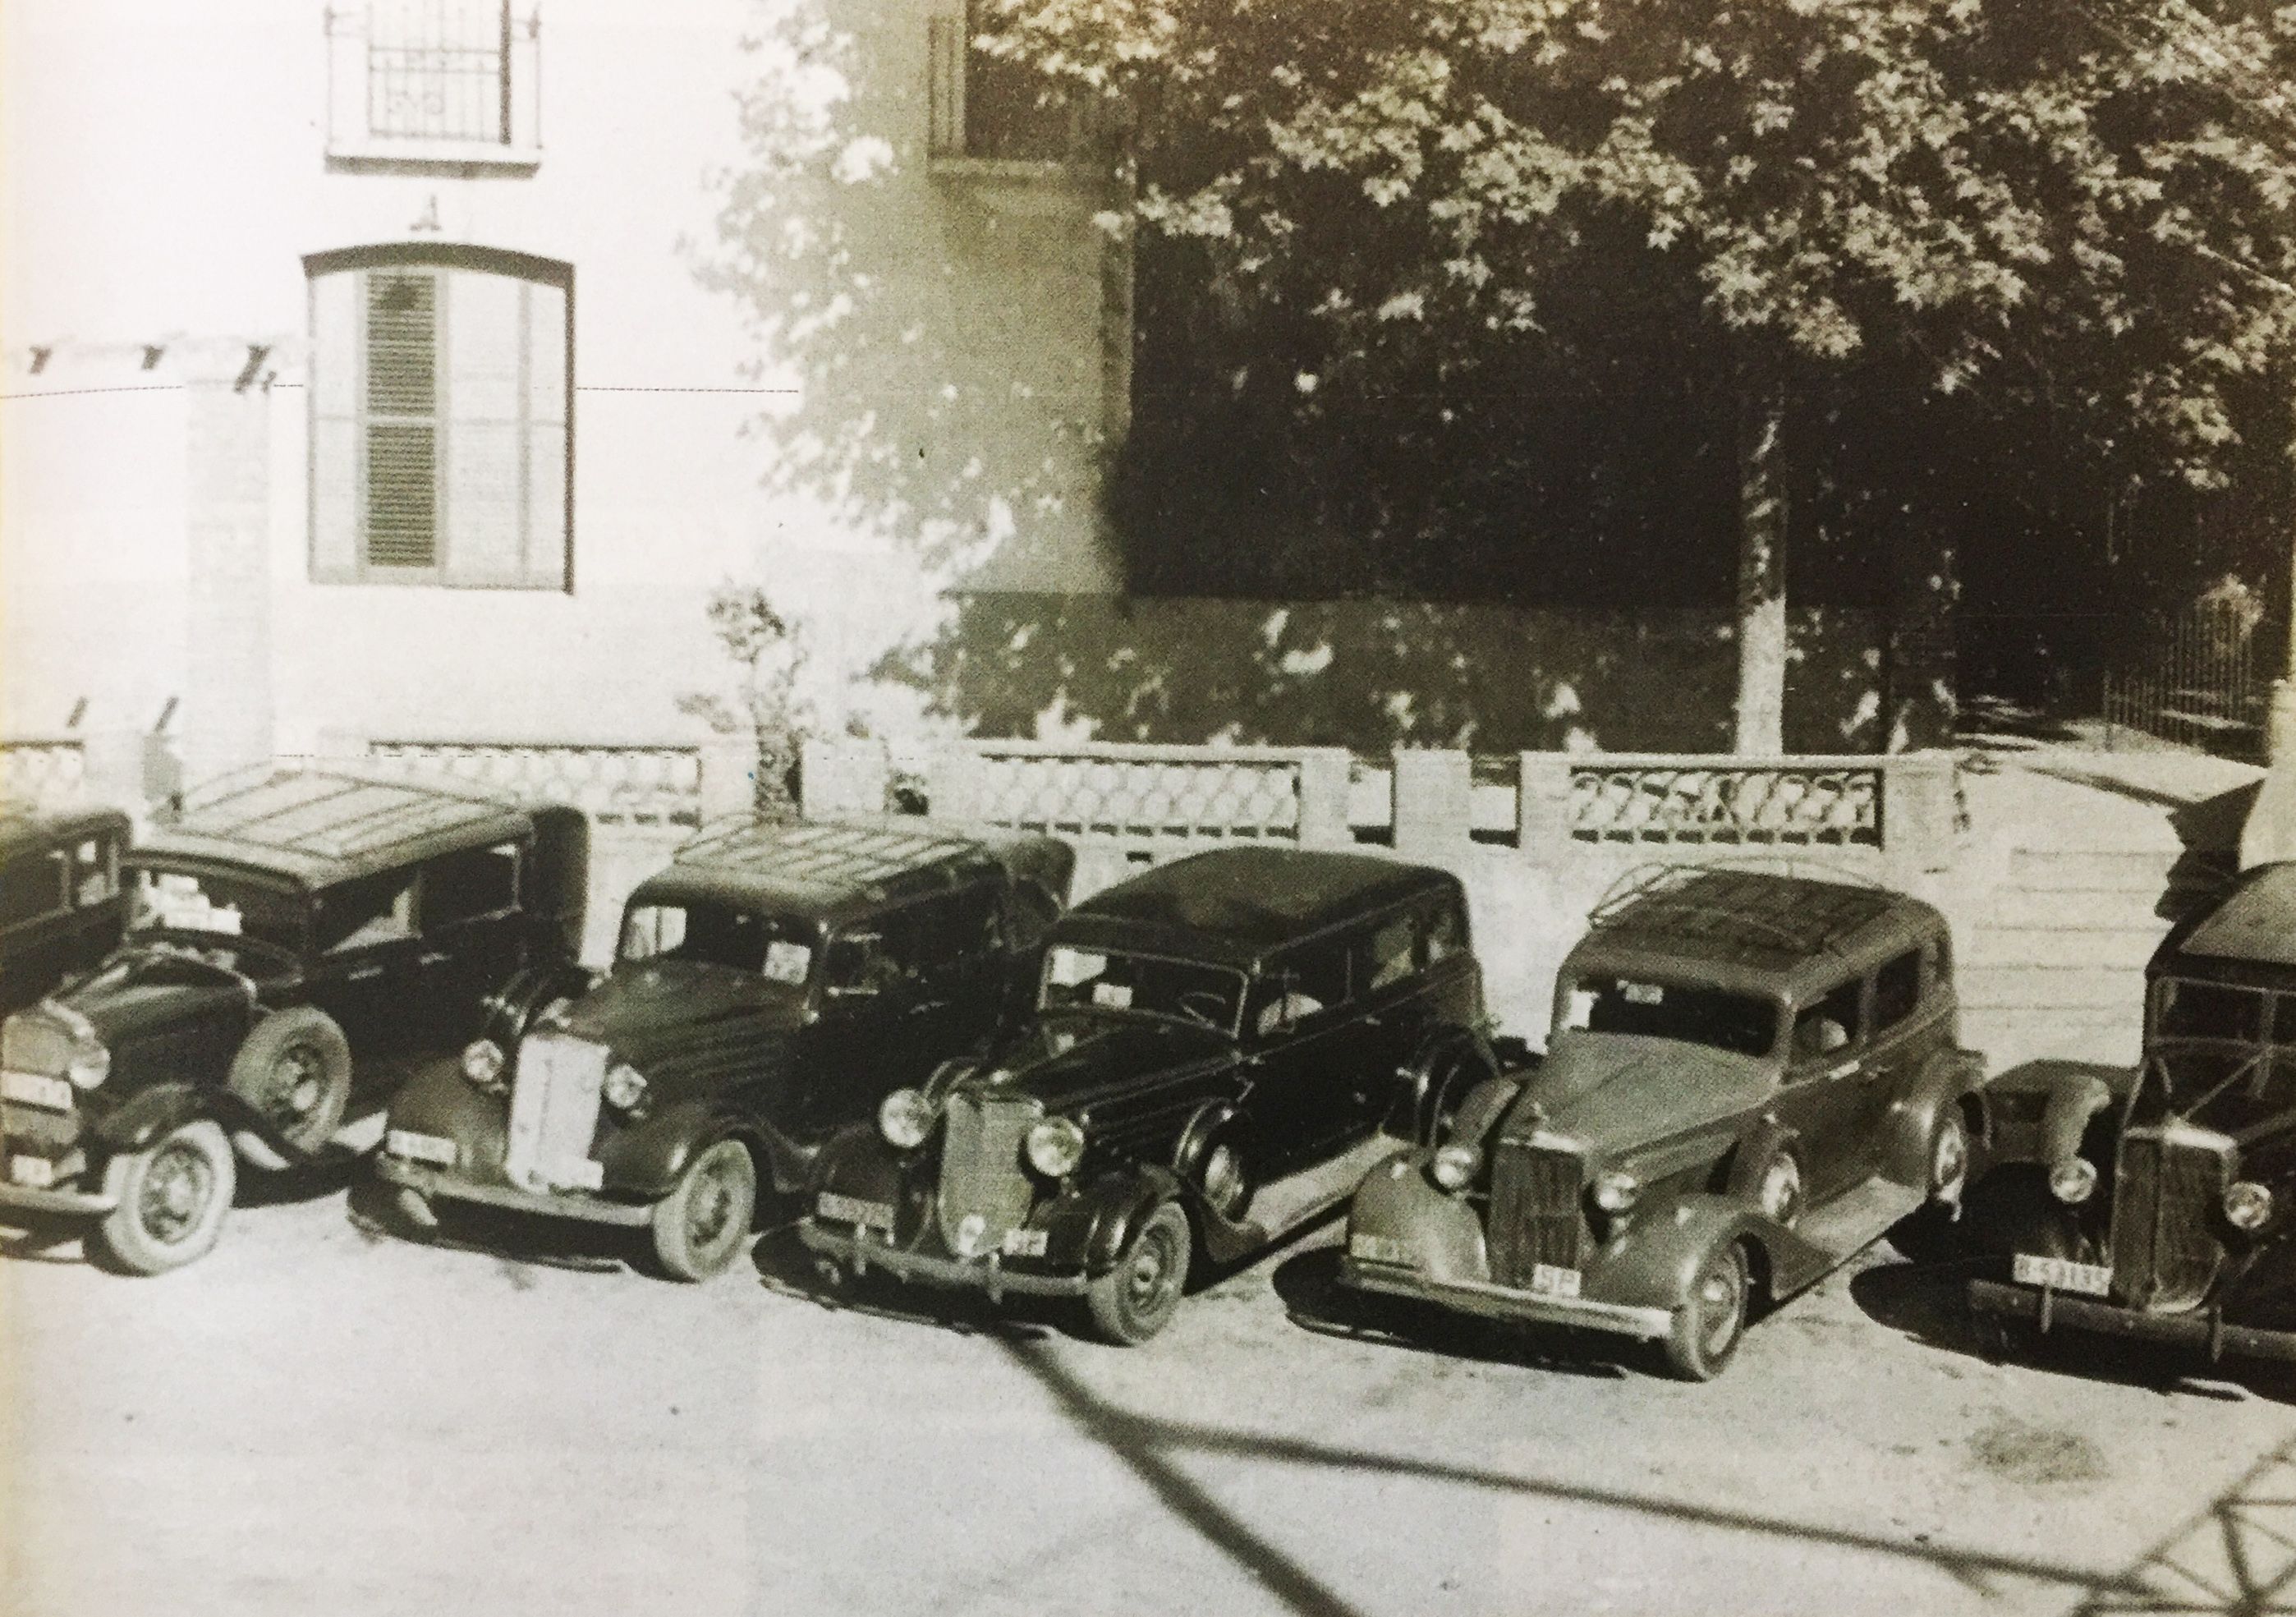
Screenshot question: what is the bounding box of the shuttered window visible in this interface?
[309,248,570,589]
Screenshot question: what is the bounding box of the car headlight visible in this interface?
[1026,1116,1087,1178]
[461,1039,507,1089]
[65,1038,110,1091]
[603,1063,648,1112]
[879,1088,936,1150]
[1430,1143,1481,1192]
[2048,1158,2098,1205]
[1591,1170,1641,1213]
[2225,1180,2274,1232]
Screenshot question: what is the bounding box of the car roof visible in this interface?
[629,816,1011,926]
[128,765,538,889]
[0,804,132,863]
[2156,861,2296,978]
[1564,866,1940,1002]
[1049,847,1458,970]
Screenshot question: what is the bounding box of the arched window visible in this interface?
[305,245,570,589]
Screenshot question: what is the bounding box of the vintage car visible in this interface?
[374,818,1076,1281]
[800,847,1499,1344]
[1968,861,2296,1369]
[0,766,588,1274]
[0,806,132,1014]
[1340,866,1991,1379]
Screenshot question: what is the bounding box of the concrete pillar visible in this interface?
[699,740,760,824]
[1296,748,1352,848]
[1518,753,1575,851]
[1883,750,1960,885]
[1393,748,1472,861]
[181,380,274,788]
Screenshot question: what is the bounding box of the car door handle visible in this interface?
[1825,1060,1861,1082]
[419,951,451,967]
[347,964,386,981]
[906,1000,948,1017]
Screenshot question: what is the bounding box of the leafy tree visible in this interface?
[982,0,2296,751]
[678,585,811,820]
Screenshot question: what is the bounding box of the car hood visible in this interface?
[39,946,256,1046]
[957,1014,1233,1114]
[540,959,803,1094]
[1502,1031,1775,1160]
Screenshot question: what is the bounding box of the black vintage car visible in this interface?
[801,847,1497,1344]
[0,766,587,1274]
[0,806,132,1014]
[374,818,1076,1281]
[1342,867,1991,1379]
[1968,861,2296,1369]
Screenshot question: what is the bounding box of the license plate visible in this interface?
[383,1129,457,1169]
[8,1155,56,1189]
[0,1071,72,1112]
[2014,1254,2111,1297]
[1001,1228,1049,1258]
[1531,1263,1582,1299]
[817,1192,894,1231]
[1349,1232,1412,1267]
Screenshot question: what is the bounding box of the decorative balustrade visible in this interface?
[363,739,705,828]
[969,744,1309,843]
[0,737,89,811]
[1564,759,1882,846]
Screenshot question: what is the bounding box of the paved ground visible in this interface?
[5,1178,2292,1617]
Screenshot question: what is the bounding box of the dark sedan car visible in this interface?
[801,847,1499,1344]
[376,818,1075,1281]
[1968,861,2296,1370]
[1342,867,1991,1378]
[0,806,131,1014]
[0,766,587,1274]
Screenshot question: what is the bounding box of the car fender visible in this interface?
[599,1100,789,1200]
[1347,1149,1490,1284]
[1441,1074,1525,1152]
[478,962,599,1051]
[90,1082,217,1153]
[1879,1049,1987,1187]
[1587,1192,1770,1313]
[1173,1100,1242,1183]
[1078,1165,1185,1275]
[1400,1026,1500,1144]
[2039,1069,2119,1166]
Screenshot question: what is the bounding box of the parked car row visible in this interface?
[5,763,2293,1387]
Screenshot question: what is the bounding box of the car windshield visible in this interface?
[1040,944,1245,1033]
[126,866,306,957]
[2142,976,2295,1137]
[2151,977,2268,1045]
[1559,973,1780,1058]
[620,901,816,985]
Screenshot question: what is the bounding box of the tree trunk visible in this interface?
[1733,378,1789,756]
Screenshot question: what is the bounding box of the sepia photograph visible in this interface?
[4,2,2296,1612]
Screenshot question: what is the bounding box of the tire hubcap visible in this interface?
[270,1046,323,1123]
[141,1145,212,1244]
[1126,1229,1178,1318]
[689,1160,742,1248]
[1699,1261,1743,1357]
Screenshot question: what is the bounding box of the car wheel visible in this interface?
[650,1140,758,1282]
[1085,1200,1192,1345]
[1662,1239,1751,1381]
[227,1007,353,1169]
[1752,1148,1805,1229]
[1890,1109,1974,1265]
[88,1120,236,1276]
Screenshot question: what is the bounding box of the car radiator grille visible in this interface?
[2110,1127,2231,1312]
[1488,1137,1587,1289]
[1,1013,72,1077]
[936,1091,1040,1259]
[503,1032,608,1193]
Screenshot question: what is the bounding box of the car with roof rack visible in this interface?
[0,805,133,1015]
[374,816,1075,1281]
[0,765,589,1273]
[1967,861,2296,1372]
[800,847,1497,1344]
[1340,865,1991,1379]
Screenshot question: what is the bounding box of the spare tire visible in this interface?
[227,1006,353,1169]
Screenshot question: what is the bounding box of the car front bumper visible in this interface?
[799,1218,1089,1299]
[375,1154,656,1229]
[1968,1279,2296,1365]
[0,1179,117,1217]
[1339,1257,1675,1342]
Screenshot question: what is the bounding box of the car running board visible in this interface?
[1208,1133,1408,1266]
[1770,1179,1926,1295]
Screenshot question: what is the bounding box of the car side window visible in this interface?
[823,928,898,997]
[0,848,68,929]
[314,868,418,954]
[71,837,118,909]
[1872,949,1922,1031]
[1424,897,1466,964]
[1791,976,1863,1063]
[420,842,521,930]
[1252,939,1351,1036]
[1361,913,1417,993]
